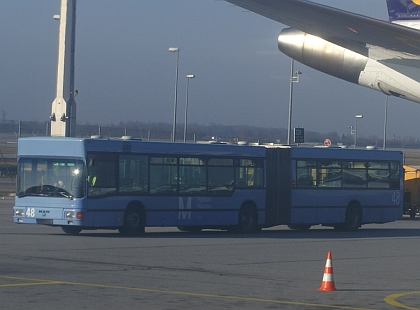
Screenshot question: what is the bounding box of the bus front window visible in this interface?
[17,158,86,199]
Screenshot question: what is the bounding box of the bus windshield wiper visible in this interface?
[57,190,74,200]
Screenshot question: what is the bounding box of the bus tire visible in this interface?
[333,224,344,231]
[61,226,82,235]
[343,204,362,231]
[119,205,145,236]
[238,204,257,233]
[410,208,416,219]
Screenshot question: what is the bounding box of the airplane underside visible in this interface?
[278,28,420,103]
[226,0,420,105]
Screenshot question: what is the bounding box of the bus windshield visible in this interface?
[17,157,86,199]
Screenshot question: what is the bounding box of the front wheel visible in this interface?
[119,206,145,236]
[61,226,82,235]
[238,204,258,233]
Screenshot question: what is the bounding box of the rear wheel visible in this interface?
[238,204,257,233]
[343,205,362,231]
[410,208,416,219]
[61,226,82,235]
[119,206,145,236]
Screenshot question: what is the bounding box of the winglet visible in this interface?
[386,0,420,21]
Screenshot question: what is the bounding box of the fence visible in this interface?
[0,121,206,142]
[0,120,283,143]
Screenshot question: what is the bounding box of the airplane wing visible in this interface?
[226,0,420,66]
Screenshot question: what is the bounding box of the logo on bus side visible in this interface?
[178,197,213,220]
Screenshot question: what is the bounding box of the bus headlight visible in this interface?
[65,211,84,219]
[65,211,76,219]
[15,209,25,216]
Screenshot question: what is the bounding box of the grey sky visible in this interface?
[1,0,420,141]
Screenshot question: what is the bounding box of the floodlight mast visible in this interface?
[50,0,77,137]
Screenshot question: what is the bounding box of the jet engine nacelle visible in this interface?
[278,28,420,103]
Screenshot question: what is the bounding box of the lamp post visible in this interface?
[354,115,363,148]
[287,59,302,145]
[184,74,195,142]
[169,47,179,142]
[383,96,388,150]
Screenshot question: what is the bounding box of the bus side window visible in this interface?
[389,161,400,189]
[235,158,264,188]
[208,158,234,195]
[342,161,367,188]
[119,155,148,194]
[179,157,206,195]
[87,156,96,186]
[87,153,117,197]
[297,174,314,187]
[317,160,341,188]
[149,156,178,195]
[296,160,316,187]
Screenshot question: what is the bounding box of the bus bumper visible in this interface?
[13,206,87,226]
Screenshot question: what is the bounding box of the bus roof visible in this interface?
[17,137,267,158]
[17,137,403,161]
[288,145,403,161]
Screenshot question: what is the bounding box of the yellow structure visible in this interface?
[403,165,420,218]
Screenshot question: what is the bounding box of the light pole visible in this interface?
[348,125,354,134]
[184,74,195,142]
[169,47,179,142]
[354,115,363,148]
[287,59,302,145]
[383,95,389,150]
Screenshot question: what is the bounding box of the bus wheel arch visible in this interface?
[344,201,362,231]
[237,201,258,233]
[119,201,146,236]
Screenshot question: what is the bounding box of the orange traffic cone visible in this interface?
[318,251,337,291]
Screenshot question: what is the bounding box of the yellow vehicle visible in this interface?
[403,165,420,218]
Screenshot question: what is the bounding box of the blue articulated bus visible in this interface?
[13,137,403,235]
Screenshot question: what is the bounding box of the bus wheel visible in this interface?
[61,226,82,235]
[119,206,145,236]
[333,224,344,231]
[410,208,416,219]
[343,205,362,231]
[287,224,311,231]
[238,204,257,233]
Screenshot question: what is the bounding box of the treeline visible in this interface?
[1,119,420,149]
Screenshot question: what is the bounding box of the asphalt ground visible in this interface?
[1,197,420,310]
